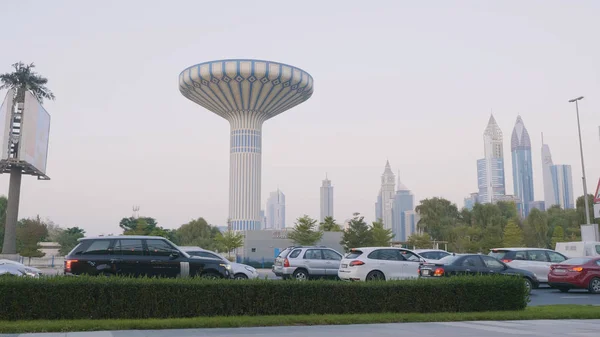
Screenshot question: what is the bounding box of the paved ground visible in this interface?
[4,319,600,337]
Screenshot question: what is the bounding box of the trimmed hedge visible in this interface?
[0,275,527,320]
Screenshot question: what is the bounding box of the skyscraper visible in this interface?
[266,190,285,229]
[320,174,334,222]
[551,164,575,210]
[511,116,534,217]
[477,115,506,203]
[541,133,556,208]
[391,172,414,241]
[375,161,396,230]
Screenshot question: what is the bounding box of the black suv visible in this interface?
[64,235,232,279]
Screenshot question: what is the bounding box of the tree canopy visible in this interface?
[288,215,323,246]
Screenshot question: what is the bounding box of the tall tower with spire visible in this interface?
[320,174,334,222]
[391,170,415,241]
[477,114,506,204]
[377,161,396,230]
[511,115,534,217]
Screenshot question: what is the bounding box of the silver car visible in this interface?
[0,260,42,277]
[272,246,343,280]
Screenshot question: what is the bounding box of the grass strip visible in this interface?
[1,305,598,334]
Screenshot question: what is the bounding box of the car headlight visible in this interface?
[220,263,232,270]
[245,266,256,273]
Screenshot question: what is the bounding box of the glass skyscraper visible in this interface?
[511,116,534,217]
[477,115,506,204]
[551,164,575,210]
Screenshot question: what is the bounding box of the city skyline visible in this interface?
[0,1,599,236]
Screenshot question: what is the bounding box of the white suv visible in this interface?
[338,247,424,281]
[488,247,568,283]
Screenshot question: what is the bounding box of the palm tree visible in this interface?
[0,62,54,255]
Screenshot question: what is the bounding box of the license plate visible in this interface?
[554,269,567,274]
[341,264,347,268]
[422,270,430,276]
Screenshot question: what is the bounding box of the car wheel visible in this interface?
[366,270,385,281]
[292,269,309,281]
[558,287,569,293]
[589,277,600,294]
[524,278,533,293]
[234,273,248,280]
[200,272,221,280]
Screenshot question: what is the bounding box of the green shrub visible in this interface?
[0,275,527,320]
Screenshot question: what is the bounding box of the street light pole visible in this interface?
[569,96,591,225]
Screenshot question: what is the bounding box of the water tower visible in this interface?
[179,59,314,231]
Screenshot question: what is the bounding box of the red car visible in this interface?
[548,257,600,293]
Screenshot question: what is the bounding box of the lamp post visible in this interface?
[568,96,591,225]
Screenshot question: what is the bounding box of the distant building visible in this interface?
[511,116,535,217]
[478,115,507,203]
[320,174,334,222]
[404,211,421,239]
[375,161,395,229]
[541,134,556,208]
[391,173,414,242]
[551,164,575,209]
[464,193,479,210]
[259,210,266,230]
[265,190,285,230]
[530,201,546,212]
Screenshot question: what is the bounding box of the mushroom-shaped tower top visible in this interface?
[179,59,314,122]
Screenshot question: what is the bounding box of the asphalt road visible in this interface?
[4,319,600,337]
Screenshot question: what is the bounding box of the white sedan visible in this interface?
[338,247,424,281]
[179,246,260,280]
[0,259,42,277]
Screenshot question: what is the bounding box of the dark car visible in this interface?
[64,235,232,279]
[418,254,539,292]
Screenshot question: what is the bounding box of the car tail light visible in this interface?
[570,267,583,272]
[501,259,513,263]
[433,267,444,276]
[283,258,290,268]
[65,259,77,272]
[349,260,365,266]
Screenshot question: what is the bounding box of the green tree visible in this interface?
[57,227,86,256]
[120,217,158,234]
[502,219,524,247]
[1,62,55,255]
[216,230,244,259]
[340,213,372,252]
[175,218,223,252]
[406,232,432,249]
[370,220,393,246]
[524,208,549,248]
[319,216,342,232]
[16,215,49,260]
[576,194,600,226]
[415,197,460,241]
[288,215,323,246]
[550,226,565,249]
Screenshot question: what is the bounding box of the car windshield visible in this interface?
[437,255,460,264]
[488,250,508,259]
[277,248,292,258]
[345,250,363,259]
[560,258,592,265]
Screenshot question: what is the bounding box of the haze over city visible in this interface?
[0,0,599,236]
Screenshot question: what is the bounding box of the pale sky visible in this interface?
[1,0,599,236]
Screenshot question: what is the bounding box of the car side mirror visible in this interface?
[419,258,426,263]
[169,250,180,259]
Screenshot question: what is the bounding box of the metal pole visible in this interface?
[1,166,22,254]
[574,99,591,225]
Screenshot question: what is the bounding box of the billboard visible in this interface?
[19,91,51,174]
[0,89,14,160]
